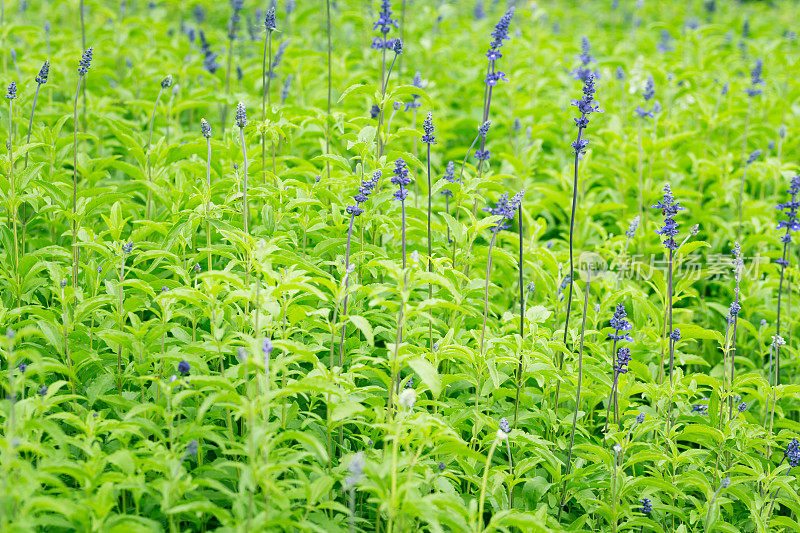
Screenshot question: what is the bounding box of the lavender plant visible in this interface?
[72,47,92,290]
[262,8,277,183]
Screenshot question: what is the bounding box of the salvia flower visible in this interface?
[38,385,47,396]
[745,59,764,97]
[5,82,16,100]
[746,149,761,165]
[18,363,27,373]
[657,29,673,53]
[269,40,290,79]
[122,241,134,254]
[478,120,491,137]
[36,60,50,85]
[372,0,398,50]
[421,112,435,144]
[475,149,491,161]
[609,303,633,341]
[571,73,602,153]
[178,360,190,376]
[691,404,709,415]
[405,71,427,111]
[484,190,524,233]
[262,337,273,358]
[228,0,244,40]
[281,75,293,103]
[615,347,631,374]
[161,75,173,88]
[499,417,511,434]
[183,439,199,462]
[201,118,211,138]
[264,7,276,31]
[626,216,640,238]
[557,274,571,301]
[636,412,646,424]
[391,158,413,202]
[78,47,93,75]
[775,175,800,257]
[489,8,514,51]
[785,438,800,467]
[652,184,684,250]
[738,402,747,412]
[572,36,599,82]
[235,102,247,128]
[441,161,459,197]
[370,104,380,119]
[640,498,652,515]
[199,31,221,74]
[615,66,625,81]
[670,328,681,342]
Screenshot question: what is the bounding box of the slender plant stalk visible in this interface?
[205,135,212,272]
[117,250,127,390]
[80,0,86,130]
[554,121,586,413]
[262,29,273,184]
[338,214,356,367]
[513,207,525,426]
[476,230,499,423]
[23,82,43,171]
[72,75,85,291]
[557,265,591,522]
[8,96,20,310]
[239,126,249,236]
[145,85,165,219]
[475,433,501,532]
[426,142,433,352]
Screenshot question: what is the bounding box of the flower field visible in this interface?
[1,0,800,531]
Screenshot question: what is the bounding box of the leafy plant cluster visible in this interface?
[1,0,799,531]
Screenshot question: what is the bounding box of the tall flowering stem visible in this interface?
[236,103,249,235]
[476,191,523,424]
[201,119,212,272]
[454,121,489,266]
[6,82,18,305]
[262,9,276,184]
[338,176,377,367]
[73,47,93,291]
[513,204,525,426]
[634,76,656,219]
[726,243,743,419]
[223,1,244,129]
[386,160,412,416]
[422,112,435,351]
[558,264,592,522]
[440,161,458,243]
[652,184,683,384]
[372,0,399,158]
[146,75,172,219]
[560,73,602,392]
[24,61,48,170]
[472,9,513,214]
[769,176,800,429]
[741,58,764,157]
[603,303,633,433]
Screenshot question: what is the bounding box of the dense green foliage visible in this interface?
[2,0,800,531]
